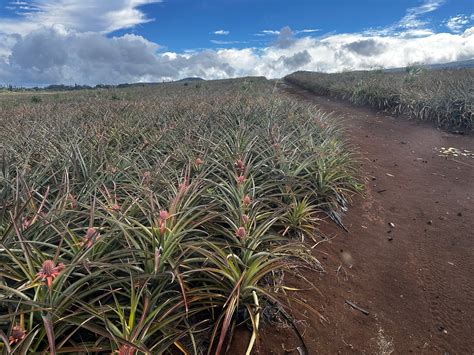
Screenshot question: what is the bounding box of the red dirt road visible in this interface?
[256,84,474,354]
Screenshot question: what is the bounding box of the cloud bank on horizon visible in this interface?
[0,0,473,86]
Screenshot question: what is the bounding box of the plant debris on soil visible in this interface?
[1,74,472,354]
[264,83,474,355]
[435,147,474,158]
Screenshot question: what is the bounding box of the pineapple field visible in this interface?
[0,78,360,354]
[285,68,474,132]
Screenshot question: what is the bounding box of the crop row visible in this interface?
[285,68,474,131]
[0,80,360,354]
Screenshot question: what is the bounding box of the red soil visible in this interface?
[238,83,474,354]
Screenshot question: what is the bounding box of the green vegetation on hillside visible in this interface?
[285,68,474,131]
[0,78,360,354]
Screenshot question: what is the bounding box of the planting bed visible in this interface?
[0,78,359,354]
[285,68,474,132]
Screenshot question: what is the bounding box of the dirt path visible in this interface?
[257,84,474,354]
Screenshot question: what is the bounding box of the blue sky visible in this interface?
[0,0,473,85]
[111,0,473,52]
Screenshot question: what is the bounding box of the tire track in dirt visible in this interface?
[411,182,474,354]
[256,83,474,354]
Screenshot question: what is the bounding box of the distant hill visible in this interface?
[385,59,474,72]
[176,77,205,82]
[427,59,474,69]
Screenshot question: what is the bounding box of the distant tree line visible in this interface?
[0,78,204,92]
[0,83,116,92]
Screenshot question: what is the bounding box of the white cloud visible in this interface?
[0,28,171,86]
[399,0,445,29]
[0,1,473,87]
[0,0,162,35]
[398,28,435,37]
[1,25,473,86]
[257,28,320,36]
[296,29,320,34]
[258,30,280,35]
[446,14,472,33]
[210,40,247,45]
[0,33,19,59]
[213,30,229,35]
[367,0,446,36]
